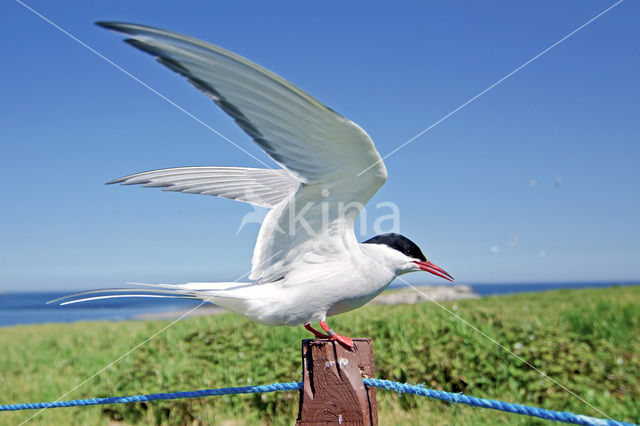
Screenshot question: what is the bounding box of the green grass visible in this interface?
[1,286,638,425]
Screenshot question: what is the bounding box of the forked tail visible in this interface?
[48,282,255,316]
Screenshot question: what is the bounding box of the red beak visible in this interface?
[413,260,454,282]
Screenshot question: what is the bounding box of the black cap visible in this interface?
[362,233,426,261]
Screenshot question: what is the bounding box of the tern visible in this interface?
[55,22,454,348]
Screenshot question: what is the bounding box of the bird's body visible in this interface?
[55,22,453,346]
[177,243,399,327]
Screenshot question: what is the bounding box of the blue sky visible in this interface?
[1,1,638,291]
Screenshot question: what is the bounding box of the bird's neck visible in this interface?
[359,243,405,275]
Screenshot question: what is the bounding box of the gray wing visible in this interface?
[99,22,389,283]
[108,166,299,208]
[98,22,387,186]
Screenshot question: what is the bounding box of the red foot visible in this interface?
[331,333,354,348]
[304,323,331,339]
[320,321,354,349]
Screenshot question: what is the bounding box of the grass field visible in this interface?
[1,286,638,425]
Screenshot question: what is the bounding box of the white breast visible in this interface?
[232,245,397,325]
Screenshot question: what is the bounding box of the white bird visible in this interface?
[54,22,453,348]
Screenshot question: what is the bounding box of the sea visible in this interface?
[0,281,637,327]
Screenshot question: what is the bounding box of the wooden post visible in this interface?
[296,338,377,425]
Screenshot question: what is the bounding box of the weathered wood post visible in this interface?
[296,338,377,425]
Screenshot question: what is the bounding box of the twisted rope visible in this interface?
[0,382,302,411]
[363,379,635,426]
[0,379,635,426]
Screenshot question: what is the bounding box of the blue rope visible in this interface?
[363,379,635,426]
[0,382,302,412]
[0,379,635,426]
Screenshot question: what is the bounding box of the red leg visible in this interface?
[304,322,331,339]
[320,320,354,348]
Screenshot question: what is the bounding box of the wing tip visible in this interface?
[95,21,142,33]
[105,177,125,185]
[95,21,123,31]
[106,175,146,185]
[95,22,167,42]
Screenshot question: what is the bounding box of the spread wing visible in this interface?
[98,22,386,184]
[108,166,298,208]
[100,22,388,282]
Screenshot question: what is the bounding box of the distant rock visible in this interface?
[368,285,478,306]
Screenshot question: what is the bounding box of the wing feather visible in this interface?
[109,166,298,208]
[98,22,387,185]
[99,22,389,282]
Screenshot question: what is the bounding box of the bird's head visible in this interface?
[362,233,453,282]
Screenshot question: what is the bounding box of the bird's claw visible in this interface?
[319,320,354,349]
[331,333,354,348]
[304,322,354,348]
